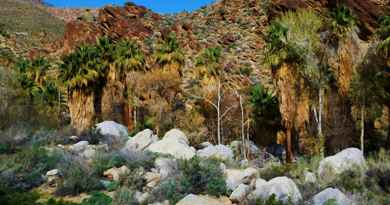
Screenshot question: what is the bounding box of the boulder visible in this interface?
[318,148,365,181]
[230,184,251,202]
[304,171,317,184]
[177,194,230,205]
[134,191,150,204]
[69,141,89,153]
[146,129,195,159]
[96,121,129,146]
[123,129,158,152]
[249,176,302,204]
[46,169,61,185]
[197,144,234,161]
[199,141,213,148]
[155,157,177,179]
[312,188,352,205]
[103,166,130,181]
[225,167,258,190]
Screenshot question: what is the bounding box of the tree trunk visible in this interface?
[361,105,365,154]
[68,90,95,134]
[286,128,294,163]
[217,80,222,144]
[123,103,133,131]
[318,87,323,138]
[101,65,125,123]
[239,95,247,160]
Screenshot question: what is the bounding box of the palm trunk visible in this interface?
[360,104,365,154]
[286,128,294,163]
[68,90,95,134]
[101,65,125,123]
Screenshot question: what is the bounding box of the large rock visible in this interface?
[229,184,251,202]
[177,194,231,205]
[249,176,302,204]
[69,141,89,153]
[197,144,234,161]
[312,188,352,205]
[123,129,158,152]
[225,167,258,191]
[96,121,129,144]
[318,148,365,181]
[146,129,195,159]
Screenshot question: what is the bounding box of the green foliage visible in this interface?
[250,84,279,119]
[81,192,112,205]
[264,9,322,70]
[329,6,355,38]
[179,157,227,196]
[154,179,189,204]
[259,163,289,181]
[0,146,62,190]
[0,183,41,205]
[378,16,390,56]
[56,161,102,196]
[323,199,339,205]
[366,149,390,193]
[255,194,293,205]
[45,198,79,205]
[195,47,223,76]
[155,32,185,68]
[112,187,137,205]
[91,152,126,176]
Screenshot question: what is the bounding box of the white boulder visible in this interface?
[197,144,234,161]
[155,157,177,179]
[230,184,251,202]
[146,129,195,159]
[96,121,129,145]
[123,129,158,152]
[69,141,89,153]
[177,194,228,205]
[225,167,258,191]
[103,166,130,181]
[318,148,365,181]
[312,188,352,205]
[304,171,317,184]
[249,176,302,204]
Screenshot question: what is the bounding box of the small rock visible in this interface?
[225,167,258,190]
[46,169,60,177]
[230,184,250,202]
[96,121,129,146]
[155,157,177,179]
[304,171,316,184]
[69,141,89,153]
[103,166,130,181]
[177,194,230,205]
[144,172,161,188]
[134,191,150,204]
[312,188,352,205]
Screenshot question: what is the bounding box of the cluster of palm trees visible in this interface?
[264,6,390,161]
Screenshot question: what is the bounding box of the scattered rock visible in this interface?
[318,148,365,181]
[197,144,234,161]
[123,129,158,152]
[146,129,195,159]
[144,172,161,188]
[134,191,150,204]
[177,194,231,205]
[225,167,258,190]
[312,188,352,205]
[249,176,302,204]
[103,166,130,181]
[229,184,250,202]
[46,169,61,185]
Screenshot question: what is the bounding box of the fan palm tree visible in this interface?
[154,33,184,74]
[101,39,146,130]
[60,43,104,133]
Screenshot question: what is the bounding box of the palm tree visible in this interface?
[101,39,146,130]
[60,43,104,133]
[154,33,185,74]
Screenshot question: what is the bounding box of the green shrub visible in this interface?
[255,194,293,205]
[329,6,355,38]
[81,192,112,205]
[0,146,62,190]
[45,198,79,205]
[112,187,137,205]
[328,166,365,193]
[152,179,189,205]
[120,168,145,191]
[56,161,102,196]
[366,149,390,193]
[179,157,227,196]
[323,198,339,205]
[0,183,41,205]
[259,163,289,181]
[91,152,126,176]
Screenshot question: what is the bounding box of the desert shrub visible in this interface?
[91,152,126,176]
[0,146,62,190]
[119,150,157,171]
[0,182,41,205]
[56,161,102,196]
[112,187,137,205]
[179,157,227,196]
[259,162,289,181]
[45,198,79,205]
[329,6,355,38]
[120,168,145,191]
[254,194,293,205]
[323,199,339,205]
[365,149,390,193]
[81,192,112,205]
[326,165,365,193]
